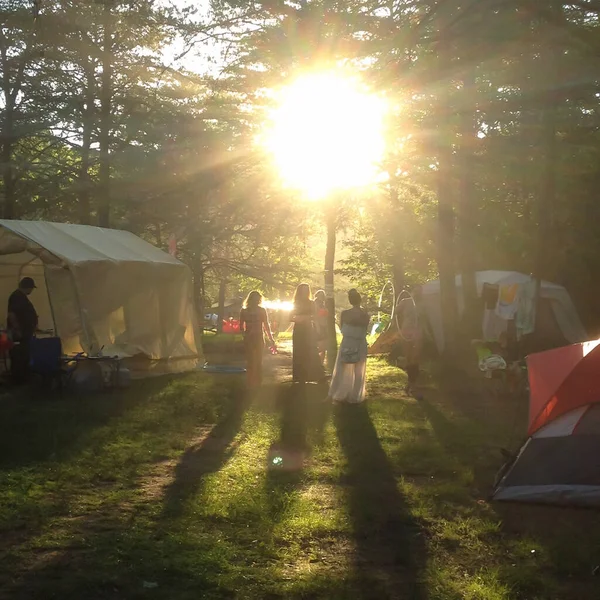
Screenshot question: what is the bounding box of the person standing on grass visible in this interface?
[7,277,38,384]
[239,291,275,389]
[313,289,328,365]
[328,288,369,403]
[396,286,423,398]
[291,283,325,384]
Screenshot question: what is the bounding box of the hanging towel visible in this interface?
[517,279,537,336]
[483,308,508,341]
[495,283,519,320]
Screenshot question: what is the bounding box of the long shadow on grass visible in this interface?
[335,403,427,600]
[417,394,524,493]
[0,378,174,470]
[266,381,329,477]
[162,384,248,519]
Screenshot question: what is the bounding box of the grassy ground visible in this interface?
[1,351,600,599]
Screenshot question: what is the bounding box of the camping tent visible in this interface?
[420,271,586,353]
[492,338,600,507]
[0,220,200,375]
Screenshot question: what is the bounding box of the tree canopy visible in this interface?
[1,0,600,335]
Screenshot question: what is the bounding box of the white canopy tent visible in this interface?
[0,221,200,375]
[421,270,587,353]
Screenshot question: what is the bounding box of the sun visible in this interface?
[265,72,386,199]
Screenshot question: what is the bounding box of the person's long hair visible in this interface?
[244,290,262,309]
[293,283,312,307]
[314,289,326,308]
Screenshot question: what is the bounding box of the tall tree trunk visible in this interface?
[324,204,338,367]
[0,119,15,220]
[98,1,112,228]
[1,73,16,219]
[391,249,405,300]
[79,63,95,225]
[0,0,40,220]
[437,140,458,359]
[216,277,227,334]
[434,20,458,361]
[388,186,405,295]
[196,264,205,338]
[534,3,562,322]
[457,69,479,340]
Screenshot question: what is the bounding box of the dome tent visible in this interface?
[493,339,600,507]
[420,270,587,354]
[0,220,200,376]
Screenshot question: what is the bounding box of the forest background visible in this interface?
[2,0,600,350]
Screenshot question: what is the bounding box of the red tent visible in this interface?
[493,338,600,507]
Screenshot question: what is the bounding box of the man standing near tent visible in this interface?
[7,277,38,384]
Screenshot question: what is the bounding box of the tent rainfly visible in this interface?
[492,339,600,507]
[0,220,200,375]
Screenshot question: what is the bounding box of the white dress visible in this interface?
[329,323,368,403]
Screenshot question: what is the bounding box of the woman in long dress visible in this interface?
[329,289,369,403]
[291,283,325,384]
[239,290,275,389]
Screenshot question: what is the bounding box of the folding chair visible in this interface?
[29,337,77,392]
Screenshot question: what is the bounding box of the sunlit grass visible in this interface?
[1,358,600,598]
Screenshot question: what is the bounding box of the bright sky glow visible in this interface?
[265,72,387,199]
[262,300,294,312]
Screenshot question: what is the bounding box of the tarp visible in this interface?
[421,270,587,352]
[0,221,200,375]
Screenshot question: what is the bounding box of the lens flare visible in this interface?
[265,72,386,199]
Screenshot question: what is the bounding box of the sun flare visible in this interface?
[265,72,386,199]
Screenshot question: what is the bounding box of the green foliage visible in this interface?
[4,0,600,329]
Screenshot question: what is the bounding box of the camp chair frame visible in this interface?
[29,337,78,393]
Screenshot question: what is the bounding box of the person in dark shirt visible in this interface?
[7,277,38,383]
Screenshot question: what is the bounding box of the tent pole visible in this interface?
[43,266,58,335]
[68,269,94,354]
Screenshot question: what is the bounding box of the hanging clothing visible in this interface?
[495,283,519,320]
[329,321,369,403]
[517,279,537,336]
[482,307,508,341]
[482,283,499,310]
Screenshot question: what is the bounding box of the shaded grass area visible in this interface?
[0,359,600,599]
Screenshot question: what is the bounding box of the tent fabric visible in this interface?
[0,220,182,266]
[420,270,587,352]
[493,485,600,506]
[492,341,600,507]
[527,340,600,436]
[0,220,199,375]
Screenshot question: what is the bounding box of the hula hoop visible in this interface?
[377,280,396,332]
[395,290,420,342]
